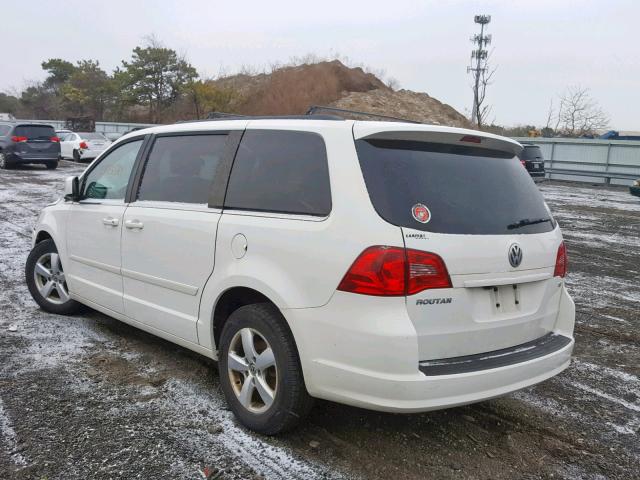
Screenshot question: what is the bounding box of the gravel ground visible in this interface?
[0,163,638,480]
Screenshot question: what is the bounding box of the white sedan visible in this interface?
[58,131,111,162]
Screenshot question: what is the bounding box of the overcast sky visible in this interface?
[2,0,637,129]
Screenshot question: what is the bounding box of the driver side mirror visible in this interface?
[64,176,80,202]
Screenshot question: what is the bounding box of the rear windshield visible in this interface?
[14,125,55,140]
[355,139,555,235]
[79,132,106,140]
[519,146,543,160]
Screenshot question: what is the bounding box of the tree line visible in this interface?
[0,38,235,123]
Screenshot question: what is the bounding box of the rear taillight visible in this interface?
[50,136,60,143]
[520,159,526,167]
[337,246,406,296]
[406,249,452,294]
[79,141,88,149]
[554,242,567,278]
[11,136,28,143]
[337,246,452,296]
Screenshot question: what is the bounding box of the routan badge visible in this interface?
[411,203,431,224]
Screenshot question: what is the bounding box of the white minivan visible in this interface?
[26,116,575,434]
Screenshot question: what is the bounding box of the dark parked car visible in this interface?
[519,144,546,178]
[0,123,61,169]
[631,179,640,198]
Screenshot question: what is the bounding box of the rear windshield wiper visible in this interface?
[507,217,552,230]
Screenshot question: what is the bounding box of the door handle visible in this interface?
[124,219,144,230]
[102,217,119,227]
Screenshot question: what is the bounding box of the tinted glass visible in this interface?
[83,140,142,200]
[520,146,543,160]
[14,125,55,140]
[0,125,10,136]
[80,132,106,140]
[137,134,228,204]
[355,139,554,235]
[225,130,331,216]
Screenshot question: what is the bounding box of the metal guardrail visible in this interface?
[545,167,638,181]
[513,137,640,185]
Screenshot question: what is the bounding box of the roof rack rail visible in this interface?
[206,111,344,121]
[305,105,422,124]
[174,112,344,123]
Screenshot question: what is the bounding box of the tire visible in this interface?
[45,161,58,170]
[25,239,81,315]
[0,151,12,169]
[218,303,313,434]
[72,149,81,162]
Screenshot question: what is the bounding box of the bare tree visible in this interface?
[474,53,497,128]
[555,86,609,137]
[386,77,400,90]
[545,100,554,130]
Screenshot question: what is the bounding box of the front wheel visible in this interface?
[45,161,58,170]
[25,239,81,315]
[218,303,313,434]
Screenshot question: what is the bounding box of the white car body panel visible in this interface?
[58,132,111,160]
[65,199,127,313]
[121,203,221,344]
[32,119,576,413]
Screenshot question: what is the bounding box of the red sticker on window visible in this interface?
[412,203,431,224]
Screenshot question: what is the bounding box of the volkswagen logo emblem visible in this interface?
[508,243,523,268]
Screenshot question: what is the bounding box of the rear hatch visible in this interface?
[353,124,563,360]
[13,124,60,159]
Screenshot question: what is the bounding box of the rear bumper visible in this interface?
[7,153,58,164]
[528,171,546,178]
[306,338,572,413]
[285,285,575,413]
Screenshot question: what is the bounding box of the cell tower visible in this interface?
[468,15,491,125]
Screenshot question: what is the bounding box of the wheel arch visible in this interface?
[212,286,281,351]
[34,230,53,245]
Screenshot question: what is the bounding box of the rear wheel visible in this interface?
[72,149,81,162]
[45,161,58,170]
[26,239,81,315]
[218,303,313,434]
[0,151,12,169]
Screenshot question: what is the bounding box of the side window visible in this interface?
[0,125,10,136]
[224,130,331,216]
[83,140,142,200]
[137,134,228,204]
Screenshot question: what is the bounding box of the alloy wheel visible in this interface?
[227,327,278,413]
[33,252,70,305]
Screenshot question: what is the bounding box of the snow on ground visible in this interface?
[0,398,26,468]
[539,182,640,213]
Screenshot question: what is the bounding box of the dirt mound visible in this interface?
[216,60,387,116]
[329,89,472,128]
[214,60,470,127]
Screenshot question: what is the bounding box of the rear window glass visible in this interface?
[355,139,554,235]
[224,130,331,216]
[14,125,55,140]
[519,146,543,160]
[137,134,228,204]
[79,132,106,140]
